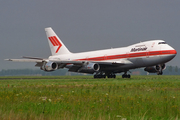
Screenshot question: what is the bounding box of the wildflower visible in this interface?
[116,115,122,118]
[72,91,74,93]
[147,88,151,91]
[122,118,127,120]
[40,97,47,101]
[24,95,28,98]
[48,99,52,102]
[106,93,108,96]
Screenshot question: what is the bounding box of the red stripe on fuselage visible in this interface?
[76,50,176,61]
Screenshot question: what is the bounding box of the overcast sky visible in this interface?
[1,0,179,70]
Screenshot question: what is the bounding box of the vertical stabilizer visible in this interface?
[45,27,71,55]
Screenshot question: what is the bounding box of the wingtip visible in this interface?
[4,59,12,61]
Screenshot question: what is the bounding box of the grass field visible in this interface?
[0,75,180,120]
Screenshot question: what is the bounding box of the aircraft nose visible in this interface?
[161,47,177,63]
[170,48,177,59]
[171,48,177,55]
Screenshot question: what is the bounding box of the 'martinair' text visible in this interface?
[130,47,147,52]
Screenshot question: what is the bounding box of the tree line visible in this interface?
[0,69,68,76]
[0,66,179,76]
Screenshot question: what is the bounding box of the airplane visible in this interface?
[5,27,177,78]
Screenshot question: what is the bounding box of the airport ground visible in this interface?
[0,75,180,120]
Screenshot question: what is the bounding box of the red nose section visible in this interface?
[171,50,177,55]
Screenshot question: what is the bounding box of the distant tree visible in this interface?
[168,66,173,73]
[175,66,178,72]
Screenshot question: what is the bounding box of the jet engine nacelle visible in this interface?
[41,61,58,71]
[78,62,100,74]
[144,64,166,74]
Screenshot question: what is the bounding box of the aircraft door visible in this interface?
[146,51,149,58]
[86,56,89,61]
[126,52,129,59]
[104,55,107,60]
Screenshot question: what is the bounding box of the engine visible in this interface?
[144,64,166,75]
[78,62,100,74]
[41,61,58,71]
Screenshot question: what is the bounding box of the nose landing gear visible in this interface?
[156,65,163,75]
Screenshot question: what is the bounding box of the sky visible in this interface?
[1,0,180,70]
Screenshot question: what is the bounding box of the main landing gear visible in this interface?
[93,72,131,79]
[122,72,131,78]
[94,74,106,78]
[94,72,116,78]
[107,73,116,78]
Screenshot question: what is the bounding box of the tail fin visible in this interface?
[45,27,71,55]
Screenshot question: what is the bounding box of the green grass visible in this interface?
[0,75,180,120]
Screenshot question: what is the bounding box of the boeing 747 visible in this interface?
[5,27,177,78]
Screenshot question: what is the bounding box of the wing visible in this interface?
[5,56,133,73]
[51,59,133,74]
[5,56,44,67]
[5,58,42,62]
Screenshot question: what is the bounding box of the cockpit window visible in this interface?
[158,42,166,44]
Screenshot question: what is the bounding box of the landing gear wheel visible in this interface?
[157,71,163,75]
[113,75,116,78]
[122,74,131,78]
[107,73,116,78]
[156,65,163,75]
[94,72,106,79]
